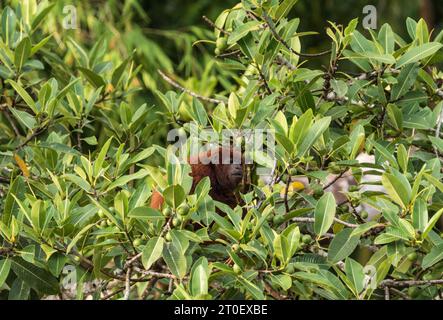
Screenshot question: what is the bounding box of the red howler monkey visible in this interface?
[150,146,245,210]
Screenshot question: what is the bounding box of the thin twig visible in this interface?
[284,174,291,213]
[124,267,132,300]
[384,286,390,300]
[16,124,49,150]
[168,279,173,293]
[389,287,411,300]
[275,54,297,71]
[262,12,331,58]
[102,287,125,300]
[291,216,358,228]
[264,282,288,299]
[0,176,10,184]
[256,65,272,95]
[380,279,443,288]
[141,278,158,300]
[158,70,225,104]
[135,268,179,280]
[125,252,142,269]
[323,170,346,190]
[2,108,21,137]
[202,16,230,35]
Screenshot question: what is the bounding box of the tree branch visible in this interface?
[158,70,225,104]
[262,12,331,58]
[380,279,443,288]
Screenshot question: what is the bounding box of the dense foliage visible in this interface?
[0,0,443,300]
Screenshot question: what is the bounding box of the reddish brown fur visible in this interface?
[150,189,165,210]
[150,146,245,209]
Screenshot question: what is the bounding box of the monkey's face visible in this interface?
[213,147,244,189]
[215,162,244,190]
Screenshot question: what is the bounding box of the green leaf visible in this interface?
[162,242,187,279]
[10,257,59,294]
[237,276,264,300]
[289,109,313,147]
[47,253,68,277]
[6,80,37,113]
[114,191,128,222]
[142,237,164,270]
[128,206,164,221]
[275,0,299,21]
[191,98,208,126]
[360,52,396,65]
[391,63,419,101]
[94,137,112,176]
[297,117,331,158]
[294,271,334,289]
[66,223,96,254]
[106,170,148,192]
[415,19,429,44]
[396,42,443,67]
[350,221,381,238]
[424,173,443,193]
[2,176,24,225]
[372,141,398,169]
[328,228,360,263]
[78,67,106,88]
[111,56,131,87]
[269,274,292,291]
[63,174,91,192]
[141,165,167,190]
[429,136,443,153]
[83,136,98,145]
[374,229,409,244]
[350,30,377,53]
[348,124,365,159]
[381,173,411,209]
[407,18,417,40]
[88,197,120,227]
[314,192,336,236]
[273,111,289,136]
[10,108,36,130]
[2,7,16,46]
[423,208,443,240]
[422,244,443,269]
[30,34,52,56]
[14,37,31,71]
[190,257,209,297]
[227,21,261,45]
[163,185,185,208]
[8,278,30,300]
[397,144,408,173]
[378,23,395,54]
[282,224,300,258]
[0,259,11,287]
[31,4,55,31]
[273,234,289,264]
[412,198,428,232]
[345,258,365,295]
[386,103,403,130]
[129,147,155,165]
[331,79,348,98]
[194,176,211,202]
